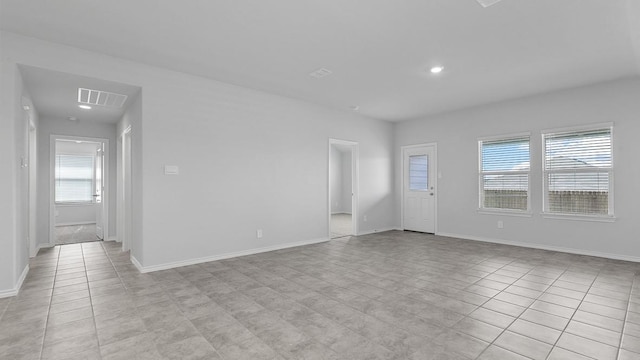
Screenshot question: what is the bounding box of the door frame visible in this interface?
[28,114,37,257]
[328,138,359,238]
[49,134,109,246]
[400,143,438,233]
[118,126,132,252]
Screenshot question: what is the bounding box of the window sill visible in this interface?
[478,209,533,218]
[541,213,616,223]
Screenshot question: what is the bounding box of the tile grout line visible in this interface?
[38,246,61,360]
[542,267,602,360]
[616,277,639,360]
[474,260,572,359]
[80,243,102,356]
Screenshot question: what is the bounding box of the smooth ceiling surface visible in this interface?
[19,65,141,124]
[2,0,639,121]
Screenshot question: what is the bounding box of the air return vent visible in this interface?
[78,88,128,108]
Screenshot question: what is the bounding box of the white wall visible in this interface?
[395,78,640,260]
[117,92,143,260]
[0,44,32,296]
[1,32,395,275]
[341,150,352,214]
[330,146,343,214]
[36,118,117,245]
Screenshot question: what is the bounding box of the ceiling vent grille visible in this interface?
[309,68,333,79]
[78,88,128,108]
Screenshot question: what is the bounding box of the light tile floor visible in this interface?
[1,231,639,359]
[331,213,352,239]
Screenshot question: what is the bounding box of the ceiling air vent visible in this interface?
[309,68,333,79]
[78,88,128,108]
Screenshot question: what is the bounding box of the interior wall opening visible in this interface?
[329,139,358,239]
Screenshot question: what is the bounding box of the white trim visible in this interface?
[357,227,400,236]
[540,122,614,136]
[400,143,438,234]
[477,210,533,218]
[331,212,352,215]
[107,236,118,242]
[477,131,532,143]
[132,237,330,273]
[541,213,616,223]
[55,221,97,227]
[0,265,30,298]
[50,135,110,246]
[36,242,55,252]
[437,232,640,263]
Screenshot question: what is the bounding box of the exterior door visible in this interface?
[95,144,104,240]
[403,145,436,233]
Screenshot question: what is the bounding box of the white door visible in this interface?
[95,144,104,240]
[403,145,436,233]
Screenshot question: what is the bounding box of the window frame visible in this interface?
[478,132,532,215]
[54,153,97,205]
[541,123,615,221]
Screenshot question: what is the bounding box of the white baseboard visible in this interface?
[107,236,117,242]
[130,254,143,273]
[133,237,330,273]
[331,212,352,215]
[0,265,30,298]
[437,232,640,263]
[55,221,96,227]
[357,227,399,236]
[34,242,54,255]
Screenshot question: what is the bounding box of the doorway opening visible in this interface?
[328,139,358,239]
[50,136,109,245]
[401,143,438,234]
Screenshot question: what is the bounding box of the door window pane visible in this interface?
[409,155,428,191]
[55,155,94,203]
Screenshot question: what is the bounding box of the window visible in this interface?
[55,154,95,203]
[409,155,428,191]
[543,126,613,216]
[479,136,530,211]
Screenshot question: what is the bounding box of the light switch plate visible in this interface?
[164,165,179,175]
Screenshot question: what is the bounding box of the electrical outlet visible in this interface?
[363,215,367,222]
[256,229,263,238]
[497,220,504,229]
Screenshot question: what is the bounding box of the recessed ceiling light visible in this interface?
[68,116,78,121]
[309,68,333,78]
[78,104,92,110]
[476,0,503,8]
[430,66,444,74]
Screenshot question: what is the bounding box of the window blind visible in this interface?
[480,137,530,211]
[543,128,612,215]
[55,155,94,203]
[409,155,428,191]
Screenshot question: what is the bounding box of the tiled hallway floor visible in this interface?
[1,231,639,360]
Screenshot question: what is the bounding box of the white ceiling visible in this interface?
[19,65,141,124]
[3,0,640,121]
